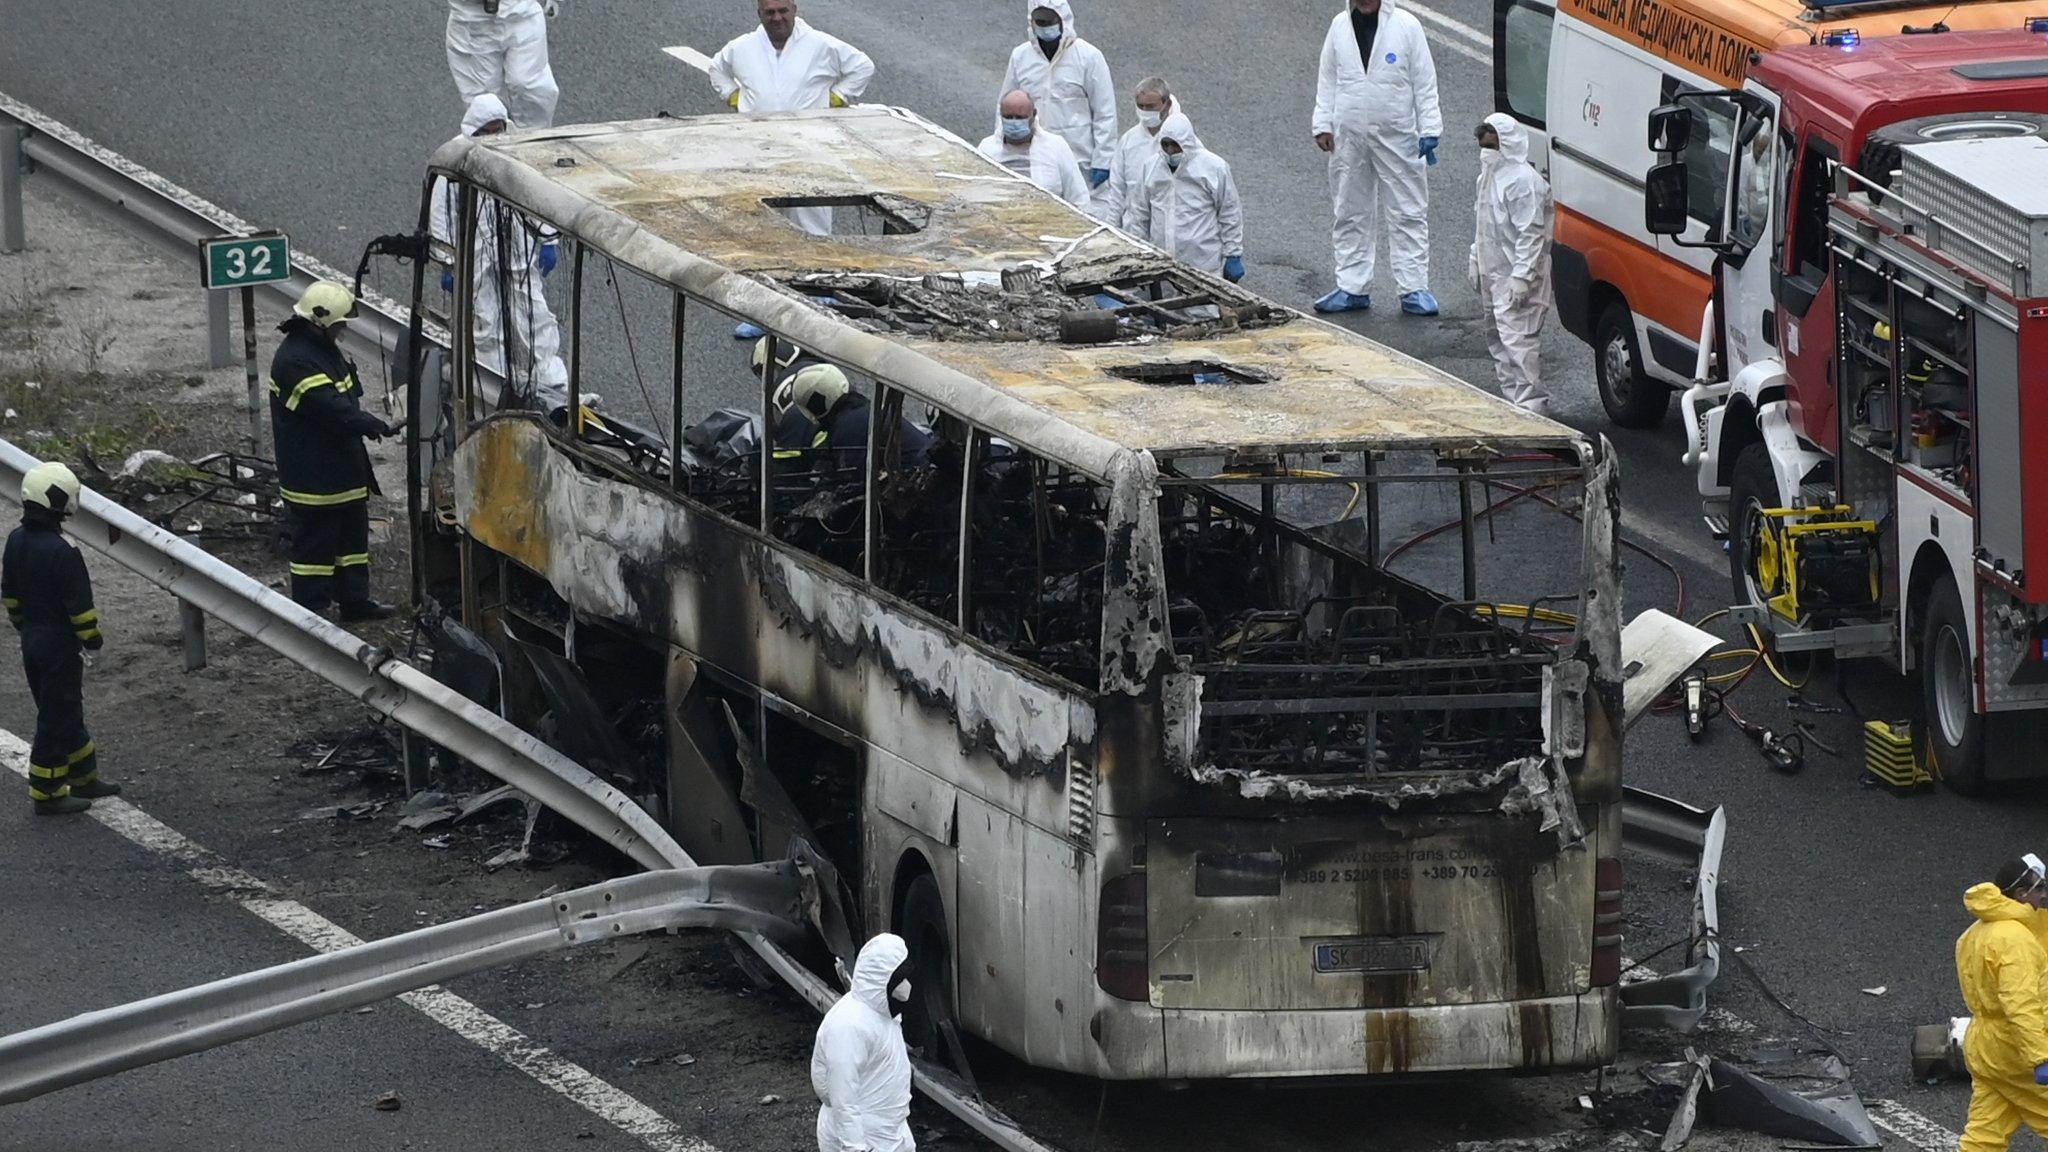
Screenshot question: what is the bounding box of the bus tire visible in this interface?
[898,872,956,1059]
[1920,575,1988,796]
[1726,442,1777,608]
[1594,302,1670,428]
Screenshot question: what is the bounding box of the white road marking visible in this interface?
[1405,0,1496,47]
[1421,27,1491,64]
[1,731,717,1152]
[1868,1099,1963,1152]
[663,44,715,74]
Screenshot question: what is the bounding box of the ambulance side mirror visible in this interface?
[1649,104,1694,154]
[1646,162,1691,236]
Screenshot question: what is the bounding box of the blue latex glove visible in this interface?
[1088,167,1111,188]
[2036,1062,2048,1085]
[1222,256,1245,283]
[1418,135,1439,165]
[536,241,559,277]
[440,269,455,294]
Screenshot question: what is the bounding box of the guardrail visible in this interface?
[0,864,810,1105]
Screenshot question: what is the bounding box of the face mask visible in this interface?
[1164,151,1184,172]
[1138,108,1163,129]
[1001,117,1032,142]
[1035,23,1062,41]
[890,978,912,1003]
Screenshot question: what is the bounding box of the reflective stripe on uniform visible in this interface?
[69,608,98,625]
[282,373,336,411]
[290,562,337,577]
[28,782,70,801]
[65,741,95,765]
[280,487,369,507]
[74,627,101,643]
[27,762,63,778]
[336,553,371,568]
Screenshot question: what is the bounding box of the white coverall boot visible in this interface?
[446,0,561,130]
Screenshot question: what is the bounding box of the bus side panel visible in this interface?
[956,794,1028,1042]
[1550,15,1715,372]
[1020,823,1099,1070]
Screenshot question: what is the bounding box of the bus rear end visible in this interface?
[1091,445,1624,1079]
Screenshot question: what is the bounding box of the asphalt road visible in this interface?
[6,0,2044,1141]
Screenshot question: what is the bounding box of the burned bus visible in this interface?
[407,106,1635,1079]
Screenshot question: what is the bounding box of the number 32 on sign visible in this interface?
[199,232,291,291]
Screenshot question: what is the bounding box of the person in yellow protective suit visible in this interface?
[1958,853,2048,1152]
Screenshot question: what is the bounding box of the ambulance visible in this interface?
[1494,0,2044,426]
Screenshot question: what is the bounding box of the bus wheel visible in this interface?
[898,873,957,1060]
[1594,302,1671,429]
[1921,575,1988,795]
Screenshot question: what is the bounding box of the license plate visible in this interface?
[1312,935,1438,974]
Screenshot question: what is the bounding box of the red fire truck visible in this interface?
[1646,27,2048,789]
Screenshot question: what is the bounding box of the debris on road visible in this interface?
[759,1093,782,1106]
[1619,1046,1880,1150]
[373,1091,403,1112]
[1861,986,1887,997]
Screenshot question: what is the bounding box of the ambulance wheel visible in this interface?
[1920,576,1988,795]
[1595,302,1670,429]
[1726,443,1778,609]
[898,873,957,1061]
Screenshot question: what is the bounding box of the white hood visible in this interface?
[1484,112,1529,164]
[1155,111,1205,157]
[462,93,510,136]
[849,933,908,1017]
[1029,0,1078,39]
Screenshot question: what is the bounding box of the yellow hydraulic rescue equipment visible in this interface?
[1748,505,1881,625]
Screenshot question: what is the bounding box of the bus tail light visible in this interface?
[1593,857,1624,986]
[1096,871,1149,1001]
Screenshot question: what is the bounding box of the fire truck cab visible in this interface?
[1650,28,2048,788]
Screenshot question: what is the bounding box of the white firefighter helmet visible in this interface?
[21,461,80,516]
[789,364,850,420]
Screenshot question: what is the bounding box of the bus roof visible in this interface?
[431,108,1577,480]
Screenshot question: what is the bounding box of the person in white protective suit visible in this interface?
[1130,113,1245,282]
[1311,0,1443,317]
[707,0,874,224]
[1469,114,1554,416]
[811,934,915,1152]
[430,95,569,395]
[1095,76,1182,231]
[977,90,1092,208]
[445,0,561,131]
[1000,0,1117,192]
[708,0,874,337]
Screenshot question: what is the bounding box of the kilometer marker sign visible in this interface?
[199,232,291,291]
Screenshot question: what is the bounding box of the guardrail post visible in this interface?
[1,125,25,254]
[178,598,207,672]
[206,287,232,368]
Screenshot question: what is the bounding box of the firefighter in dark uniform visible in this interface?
[2,462,119,814]
[269,281,396,621]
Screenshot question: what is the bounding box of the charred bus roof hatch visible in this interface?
[761,192,930,236]
[1107,361,1275,387]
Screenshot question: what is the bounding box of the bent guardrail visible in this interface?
[0,865,808,1105]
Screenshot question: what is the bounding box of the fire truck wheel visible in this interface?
[1726,442,1778,609]
[1920,575,1987,795]
[898,872,957,1059]
[1594,302,1670,429]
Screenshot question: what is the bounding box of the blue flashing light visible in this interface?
[1821,26,1862,46]
[2028,15,2048,32]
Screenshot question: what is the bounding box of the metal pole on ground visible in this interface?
[241,285,260,453]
